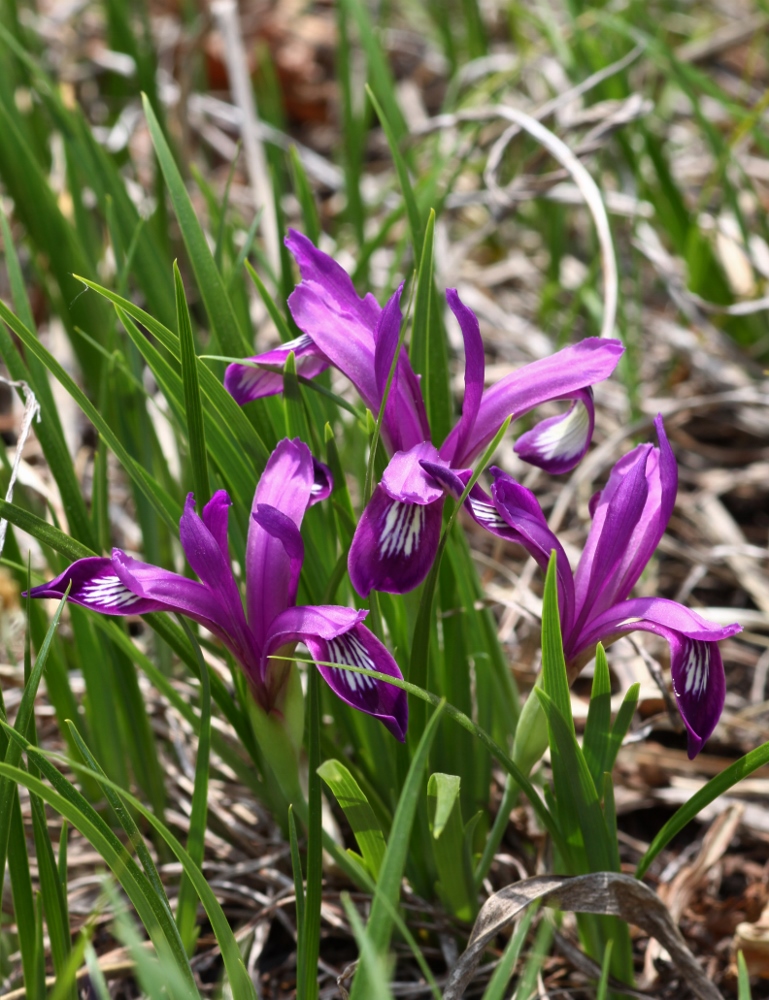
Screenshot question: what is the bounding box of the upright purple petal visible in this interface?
[439,290,485,464]
[444,337,623,467]
[286,229,381,329]
[264,604,408,741]
[252,504,304,608]
[571,449,652,633]
[247,438,314,647]
[180,494,242,615]
[374,286,430,453]
[348,485,444,596]
[26,557,167,617]
[572,597,741,758]
[513,389,595,474]
[224,335,331,405]
[202,491,232,562]
[573,417,678,628]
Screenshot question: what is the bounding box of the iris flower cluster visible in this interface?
[30,232,740,764]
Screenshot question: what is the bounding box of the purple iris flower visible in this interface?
[429,416,741,758]
[225,230,624,596]
[26,439,408,741]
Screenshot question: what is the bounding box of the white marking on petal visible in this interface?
[468,497,507,529]
[282,334,313,352]
[531,402,590,462]
[379,501,425,559]
[682,639,710,698]
[327,633,377,692]
[80,574,141,610]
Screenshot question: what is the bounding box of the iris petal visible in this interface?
[348,485,444,596]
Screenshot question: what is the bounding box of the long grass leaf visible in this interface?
[349,702,445,998]
[142,94,250,358]
[175,263,210,507]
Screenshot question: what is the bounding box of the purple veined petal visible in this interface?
[310,456,333,505]
[179,490,240,604]
[202,491,232,562]
[445,337,623,467]
[247,438,314,647]
[374,285,430,454]
[381,442,446,505]
[572,597,741,758]
[286,229,382,330]
[348,485,444,596]
[571,448,652,631]
[513,389,594,475]
[488,471,576,635]
[110,549,238,637]
[252,504,305,608]
[439,290,485,464]
[223,335,331,406]
[419,460,468,498]
[25,557,167,616]
[587,416,678,614]
[264,604,407,741]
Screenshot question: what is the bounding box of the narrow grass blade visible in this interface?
[540,552,573,729]
[582,643,613,791]
[0,741,196,992]
[174,621,212,954]
[175,263,210,507]
[142,94,250,358]
[288,804,306,981]
[289,145,321,245]
[65,723,170,912]
[300,666,323,1000]
[0,214,94,548]
[605,682,640,774]
[0,299,180,528]
[737,951,752,1000]
[349,702,445,999]
[339,0,408,143]
[636,739,769,879]
[341,894,395,1000]
[0,590,68,881]
[318,759,387,878]
[73,275,270,468]
[365,86,422,252]
[30,789,73,994]
[481,903,538,1000]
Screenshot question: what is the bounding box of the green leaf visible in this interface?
[0,589,68,884]
[318,759,387,879]
[481,902,537,1000]
[0,299,180,529]
[535,687,614,873]
[0,214,95,548]
[606,682,640,774]
[409,210,452,444]
[582,643,613,792]
[427,773,476,922]
[349,702,445,999]
[737,951,753,1000]
[300,667,323,1000]
[636,738,769,879]
[288,145,321,246]
[0,729,196,992]
[339,0,408,144]
[288,804,306,977]
[142,93,250,358]
[365,86,422,252]
[175,263,210,507]
[73,275,270,469]
[540,552,573,731]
